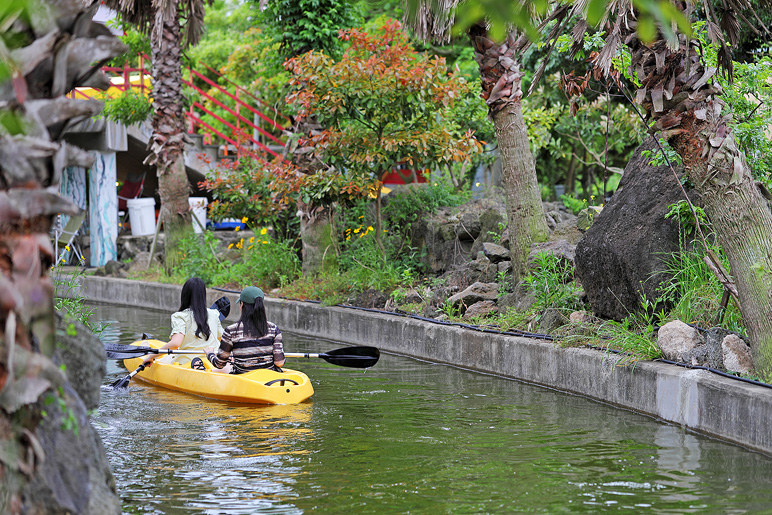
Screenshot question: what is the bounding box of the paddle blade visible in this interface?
[213,296,230,321]
[320,346,380,368]
[104,343,158,360]
[110,374,132,389]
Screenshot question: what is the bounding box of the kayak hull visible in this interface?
[122,340,314,404]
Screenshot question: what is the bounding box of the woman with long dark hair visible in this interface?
[206,286,284,374]
[144,277,223,368]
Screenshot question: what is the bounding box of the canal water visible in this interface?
[92,303,772,514]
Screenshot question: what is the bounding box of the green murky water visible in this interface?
[91,303,772,514]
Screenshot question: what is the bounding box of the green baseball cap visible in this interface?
[239,286,264,304]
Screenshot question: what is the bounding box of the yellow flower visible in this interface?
[241,216,248,223]
[346,235,351,241]
[260,228,267,235]
[65,245,70,251]
[358,216,364,219]
[248,245,253,250]
[261,241,268,244]
[236,240,243,249]
[228,243,234,249]
[234,225,240,231]
[249,237,255,243]
[367,226,374,232]
[354,228,360,233]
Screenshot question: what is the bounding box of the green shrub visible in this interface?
[525,252,584,314]
[101,89,153,126]
[659,244,744,333]
[171,229,300,290]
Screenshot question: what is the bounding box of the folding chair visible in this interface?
[54,211,86,265]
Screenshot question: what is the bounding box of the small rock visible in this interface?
[482,242,510,263]
[538,308,569,334]
[104,260,123,276]
[569,310,593,324]
[528,239,576,268]
[446,282,499,314]
[657,320,703,362]
[353,289,389,309]
[722,334,754,374]
[463,300,498,319]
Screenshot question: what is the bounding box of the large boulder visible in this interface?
[53,312,106,411]
[575,137,697,320]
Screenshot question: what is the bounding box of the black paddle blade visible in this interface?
[103,343,158,360]
[110,363,147,390]
[110,374,132,389]
[320,346,380,368]
[213,296,230,321]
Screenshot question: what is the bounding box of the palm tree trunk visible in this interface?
[628,35,772,375]
[150,5,192,271]
[470,25,549,282]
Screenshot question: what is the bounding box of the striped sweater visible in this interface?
[210,321,284,374]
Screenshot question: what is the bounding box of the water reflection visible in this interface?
[90,302,772,514]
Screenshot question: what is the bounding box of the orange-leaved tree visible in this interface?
[280,19,482,255]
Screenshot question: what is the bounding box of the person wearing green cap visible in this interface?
[206,286,285,374]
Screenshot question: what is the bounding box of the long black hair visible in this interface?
[239,297,268,338]
[178,277,211,340]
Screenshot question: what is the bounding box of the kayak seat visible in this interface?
[264,378,299,386]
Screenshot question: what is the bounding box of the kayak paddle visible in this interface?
[285,347,380,368]
[109,296,231,389]
[105,342,380,369]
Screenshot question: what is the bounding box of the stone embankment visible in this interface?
[81,276,772,456]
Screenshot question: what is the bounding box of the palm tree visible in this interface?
[405,5,550,283]
[1,0,125,511]
[555,0,772,374]
[91,0,212,269]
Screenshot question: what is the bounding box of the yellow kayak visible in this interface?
[122,339,314,405]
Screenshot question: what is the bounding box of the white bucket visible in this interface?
[189,197,208,233]
[126,197,156,236]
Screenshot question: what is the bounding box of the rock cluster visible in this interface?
[657,320,754,374]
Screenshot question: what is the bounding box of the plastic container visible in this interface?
[126,197,156,236]
[212,218,246,231]
[189,197,208,233]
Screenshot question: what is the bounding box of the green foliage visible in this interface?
[336,199,423,291]
[382,178,470,236]
[201,157,299,241]
[595,316,663,364]
[106,20,151,67]
[640,139,683,168]
[257,0,362,63]
[560,194,587,215]
[101,89,153,126]
[664,200,710,237]
[718,56,772,186]
[284,19,483,184]
[52,263,108,336]
[525,252,584,314]
[659,245,745,333]
[172,229,301,290]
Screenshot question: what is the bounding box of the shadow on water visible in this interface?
[90,303,772,514]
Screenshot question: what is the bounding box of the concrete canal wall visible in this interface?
[80,276,772,455]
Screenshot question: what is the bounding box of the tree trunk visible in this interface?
[626,33,772,375]
[150,6,192,271]
[299,204,337,275]
[470,26,549,282]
